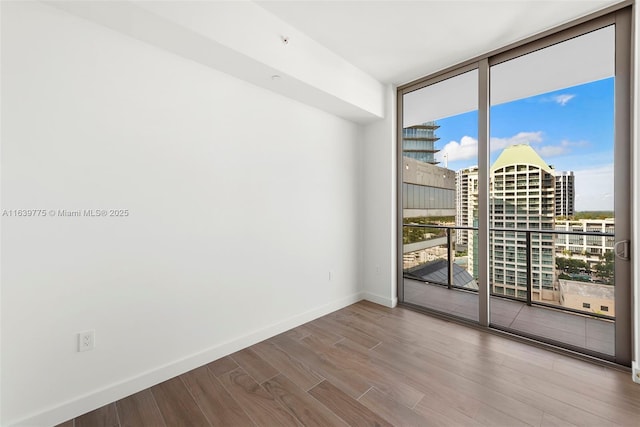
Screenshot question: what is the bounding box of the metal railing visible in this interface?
[402,223,615,320]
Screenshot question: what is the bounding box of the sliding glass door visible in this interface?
[488,23,628,360]
[400,68,479,322]
[398,7,631,365]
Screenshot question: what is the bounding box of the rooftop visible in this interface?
[491,144,554,174]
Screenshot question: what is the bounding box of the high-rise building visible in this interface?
[555,171,575,217]
[455,166,478,266]
[402,124,456,272]
[402,122,440,165]
[461,148,557,288]
[489,145,556,300]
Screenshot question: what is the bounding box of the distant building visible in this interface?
[402,156,456,271]
[402,121,456,272]
[555,218,615,269]
[404,260,478,290]
[555,171,575,216]
[455,166,478,252]
[559,279,614,316]
[487,145,556,300]
[402,156,456,219]
[402,122,440,165]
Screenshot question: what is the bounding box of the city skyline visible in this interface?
[432,77,614,212]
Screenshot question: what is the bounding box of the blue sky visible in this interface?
[431,78,614,211]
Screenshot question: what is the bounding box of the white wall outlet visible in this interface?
[328,270,333,281]
[78,330,95,352]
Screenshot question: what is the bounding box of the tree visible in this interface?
[403,216,454,244]
[556,257,589,274]
[594,251,614,284]
[568,211,614,220]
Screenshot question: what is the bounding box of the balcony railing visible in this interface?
[402,223,615,320]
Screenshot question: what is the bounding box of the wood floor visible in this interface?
[57,300,640,427]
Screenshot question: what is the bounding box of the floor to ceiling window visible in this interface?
[401,68,479,322]
[397,6,631,365]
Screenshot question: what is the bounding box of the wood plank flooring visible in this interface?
[57,301,640,426]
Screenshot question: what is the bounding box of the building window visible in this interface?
[398,5,630,360]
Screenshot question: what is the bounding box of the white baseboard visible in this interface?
[362,291,397,308]
[9,292,364,427]
[633,361,640,385]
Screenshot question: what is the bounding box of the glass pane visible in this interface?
[402,70,479,322]
[489,26,615,356]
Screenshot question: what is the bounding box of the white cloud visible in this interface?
[560,139,589,148]
[553,94,575,106]
[438,135,478,162]
[436,133,590,165]
[537,145,568,157]
[490,131,543,150]
[574,164,613,211]
[535,139,589,158]
[436,131,544,164]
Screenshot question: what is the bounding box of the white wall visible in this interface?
[0,2,364,425]
[48,0,385,122]
[361,85,397,307]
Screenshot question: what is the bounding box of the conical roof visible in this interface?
[490,144,553,174]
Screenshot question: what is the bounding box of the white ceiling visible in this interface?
[48,0,626,122]
[256,0,623,85]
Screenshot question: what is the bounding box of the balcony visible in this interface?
[404,279,613,355]
[402,224,615,358]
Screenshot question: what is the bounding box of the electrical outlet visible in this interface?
[329,270,333,281]
[78,330,95,352]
